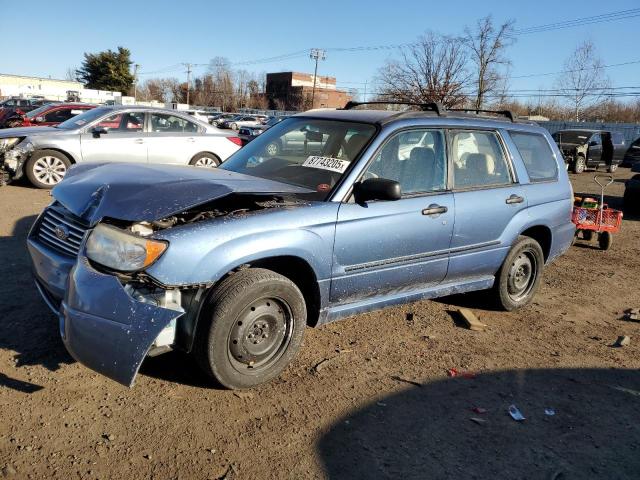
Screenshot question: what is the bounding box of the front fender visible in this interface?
[146,204,338,287]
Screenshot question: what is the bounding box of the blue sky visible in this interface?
[2,0,639,102]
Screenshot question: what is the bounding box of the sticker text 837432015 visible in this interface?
[302,156,350,173]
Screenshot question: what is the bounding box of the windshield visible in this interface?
[219,117,377,200]
[552,131,592,145]
[56,107,112,129]
[25,103,58,119]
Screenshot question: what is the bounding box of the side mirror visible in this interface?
[353,178,402,203]
[91,126,108,137]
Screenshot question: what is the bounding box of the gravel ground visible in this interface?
[0,170,639,480]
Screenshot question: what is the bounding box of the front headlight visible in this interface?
[0,137,22,153]
[86,224,168,272]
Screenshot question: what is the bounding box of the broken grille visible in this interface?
[37,206,88,257]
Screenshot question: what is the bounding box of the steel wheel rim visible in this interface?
[266,143,278,156]
[576,158,585,172]
[507,251,537,302]
[227,297,294,374]
[33,156,67,185]
[194,156,218,168]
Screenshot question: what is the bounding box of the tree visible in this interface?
[376,32,470,108]
[75,47,135,93]
[556,40,610,121]
[464,16,515,109]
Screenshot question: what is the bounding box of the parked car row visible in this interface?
[551,128,638,173]
[0,105,241,188]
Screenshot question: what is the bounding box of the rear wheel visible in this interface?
[194,268,307,389]
[599,231,613,250]
[189,152,220,168]
[582,230,594,241]
[573,156,586,174]
[25,149,71,189]
[492,236,544,311]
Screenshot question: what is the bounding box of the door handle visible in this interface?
[422,204,448,216]
[134,138,144,144]
[505,194,524,204]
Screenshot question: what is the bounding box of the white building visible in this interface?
[0,73,122,104]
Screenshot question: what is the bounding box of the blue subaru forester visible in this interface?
[28,102,575,389]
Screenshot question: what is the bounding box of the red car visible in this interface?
[1,103,96,128]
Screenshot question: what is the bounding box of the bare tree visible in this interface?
[464,16,515,109]
[376,31,470,108]
[65,67,78,82]
[557,40,610,121]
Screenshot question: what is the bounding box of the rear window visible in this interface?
[510,132,558,182]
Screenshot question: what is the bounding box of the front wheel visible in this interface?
[492,236,545,311]
[573,156,586,174]
[25,149,71,189]
[194,268,307,389]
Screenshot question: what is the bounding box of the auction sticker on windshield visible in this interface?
[302,156,349,173]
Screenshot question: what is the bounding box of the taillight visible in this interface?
[227,136,242,146]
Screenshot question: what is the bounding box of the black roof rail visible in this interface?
[446,108,515,122]
[342,101,445,116]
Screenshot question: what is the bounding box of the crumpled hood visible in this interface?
[0,126,60,137]
[52,162,312,225]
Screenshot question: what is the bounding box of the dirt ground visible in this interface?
[0,169,639,480]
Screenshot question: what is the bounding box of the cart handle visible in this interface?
[594,174,614,189]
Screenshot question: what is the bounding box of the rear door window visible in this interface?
[451,130,513,188]
[509,131,558,182]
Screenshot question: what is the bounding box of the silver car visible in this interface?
[0,106,241,188]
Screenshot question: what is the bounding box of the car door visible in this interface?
[446,129,526,281]
[80,111,147,163]
[146,112,202,165]
[587,132,602,166]
[331,128,454,304]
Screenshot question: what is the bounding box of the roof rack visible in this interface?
[446,108,515,122]
[342,101,445,116]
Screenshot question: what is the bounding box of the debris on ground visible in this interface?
[405,312,414,322]
[1,465,17,476]
[471,407,488,414]
[233,392,255,400]
[624,308,639,322]
[470,417,488,425]
[456,308,487,331]
[613,335,631,347]
[544,408,556,416]
[447,368,477,379]
[390,375,422,388]
[508,404,526,421]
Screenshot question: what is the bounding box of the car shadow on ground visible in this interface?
[433,291,503,312]
[138,351,218,389]
[317,367,640,480]
[0,214,73,392]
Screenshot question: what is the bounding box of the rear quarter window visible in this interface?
[509,131,558,182]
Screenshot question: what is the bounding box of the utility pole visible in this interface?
[309,48,326,109]
[133,63,140,101]
[363,80,367,102]
[183,63,193,106]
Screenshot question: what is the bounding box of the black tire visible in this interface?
[189,152,221,168]
[264,140,281,156]
[194,268,307,389]
[599,231,613,250]
[582,230,594,241]
[573,156,586,174]
[25,149,72,189]
[492,236,545,311]
[624,190,639,214]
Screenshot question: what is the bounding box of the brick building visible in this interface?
[265,72,351,111]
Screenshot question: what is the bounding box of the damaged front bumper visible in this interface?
[1,140,33,184]
[56,257,184,387]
